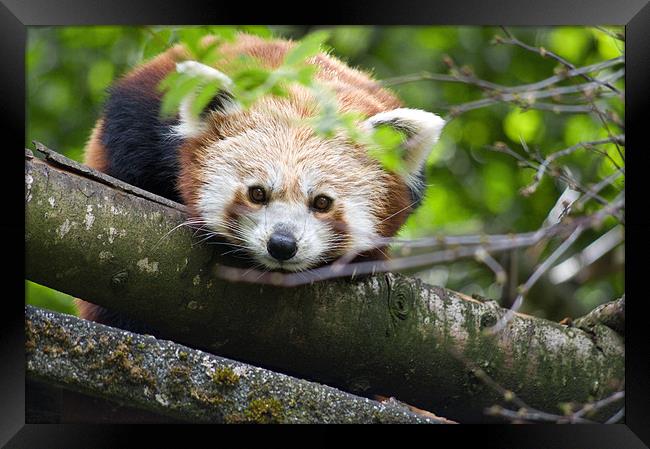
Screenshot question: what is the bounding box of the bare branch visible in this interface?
[448,70,623,118]
[549,225,624,285]
[594,26,625,42]
[381,56,623,94]
[574,295,625,336]
[605,407,625,424]
[497,27,622,95]
[524,136,624,196]
[575,169,624,210]
[474,248,507,297]
[486,389,624,424]
[489,142,617,210]
[215,199,622,287]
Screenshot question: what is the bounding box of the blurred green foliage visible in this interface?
[26,25,624,321]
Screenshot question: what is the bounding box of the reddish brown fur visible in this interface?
[224,190,257,224]
[375,177,414,238]
[83,118,108,171]
[320,207,353,260]
[75,298,104,323]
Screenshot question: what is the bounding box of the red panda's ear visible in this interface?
[362,108,445,187]
[174,61,238,138]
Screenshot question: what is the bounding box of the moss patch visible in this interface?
[105,342,157,388]
[189,388,224,407]
[167,365,192,397]
[242,397,285,424]
[225,397,284,424]
[211,366,240,387]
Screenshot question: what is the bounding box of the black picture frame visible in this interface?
[3,0,648,446]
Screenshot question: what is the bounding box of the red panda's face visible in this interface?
[181,109,402,271]
[175,61,445,272]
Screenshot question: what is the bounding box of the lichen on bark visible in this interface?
[26,305,446,424]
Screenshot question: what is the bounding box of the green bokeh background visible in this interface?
[26,25,624,321]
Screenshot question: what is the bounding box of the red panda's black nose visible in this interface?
[267,231,298,261]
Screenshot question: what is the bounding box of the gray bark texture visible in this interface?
[575,296,625,337]
[25,146,625,422]
[26,305,449,423]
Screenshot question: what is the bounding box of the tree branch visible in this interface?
[25,147,624,422]
[26,305,448,423]
[575,296,625,337]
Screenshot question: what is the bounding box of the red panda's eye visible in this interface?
[249,186,267,204]
[312,195,332,212]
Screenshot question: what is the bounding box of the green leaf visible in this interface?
[239,26,272,38]
[26,281,78,316]
[200,44,223,66]
[142,28,173,60]
[269,82,289,98]
[339,111,366,142]
[195,40,220,63]
[367,125,407,172]
[158,71,181,92]
[373,125,405,148]
[207,26,238,42]
[368,145,404,173]
[177,27,206,58]
[311,113,339,138]
[283,30,330,66]
[296,65,318,86]
[233,68,271,92]
[190,79,225,117]
[159,74,203,117]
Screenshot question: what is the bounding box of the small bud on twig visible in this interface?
[442,55,455,68]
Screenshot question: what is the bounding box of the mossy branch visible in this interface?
[26,305,447,423]
[575,296,625,336]
[25,146,624,422]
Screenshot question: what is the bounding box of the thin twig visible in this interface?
[382,56,623,95]
[574,169,624,210]
[594,26,625,42]
[489,142,615,209]
[448,70,623,118]
[524,136,624,195]
[497,27,621,95]
[475,248,507,297]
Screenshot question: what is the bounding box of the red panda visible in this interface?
[77,33,445,327]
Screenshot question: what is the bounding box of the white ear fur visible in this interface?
[174,61,237,138]
[363,108,445,186]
